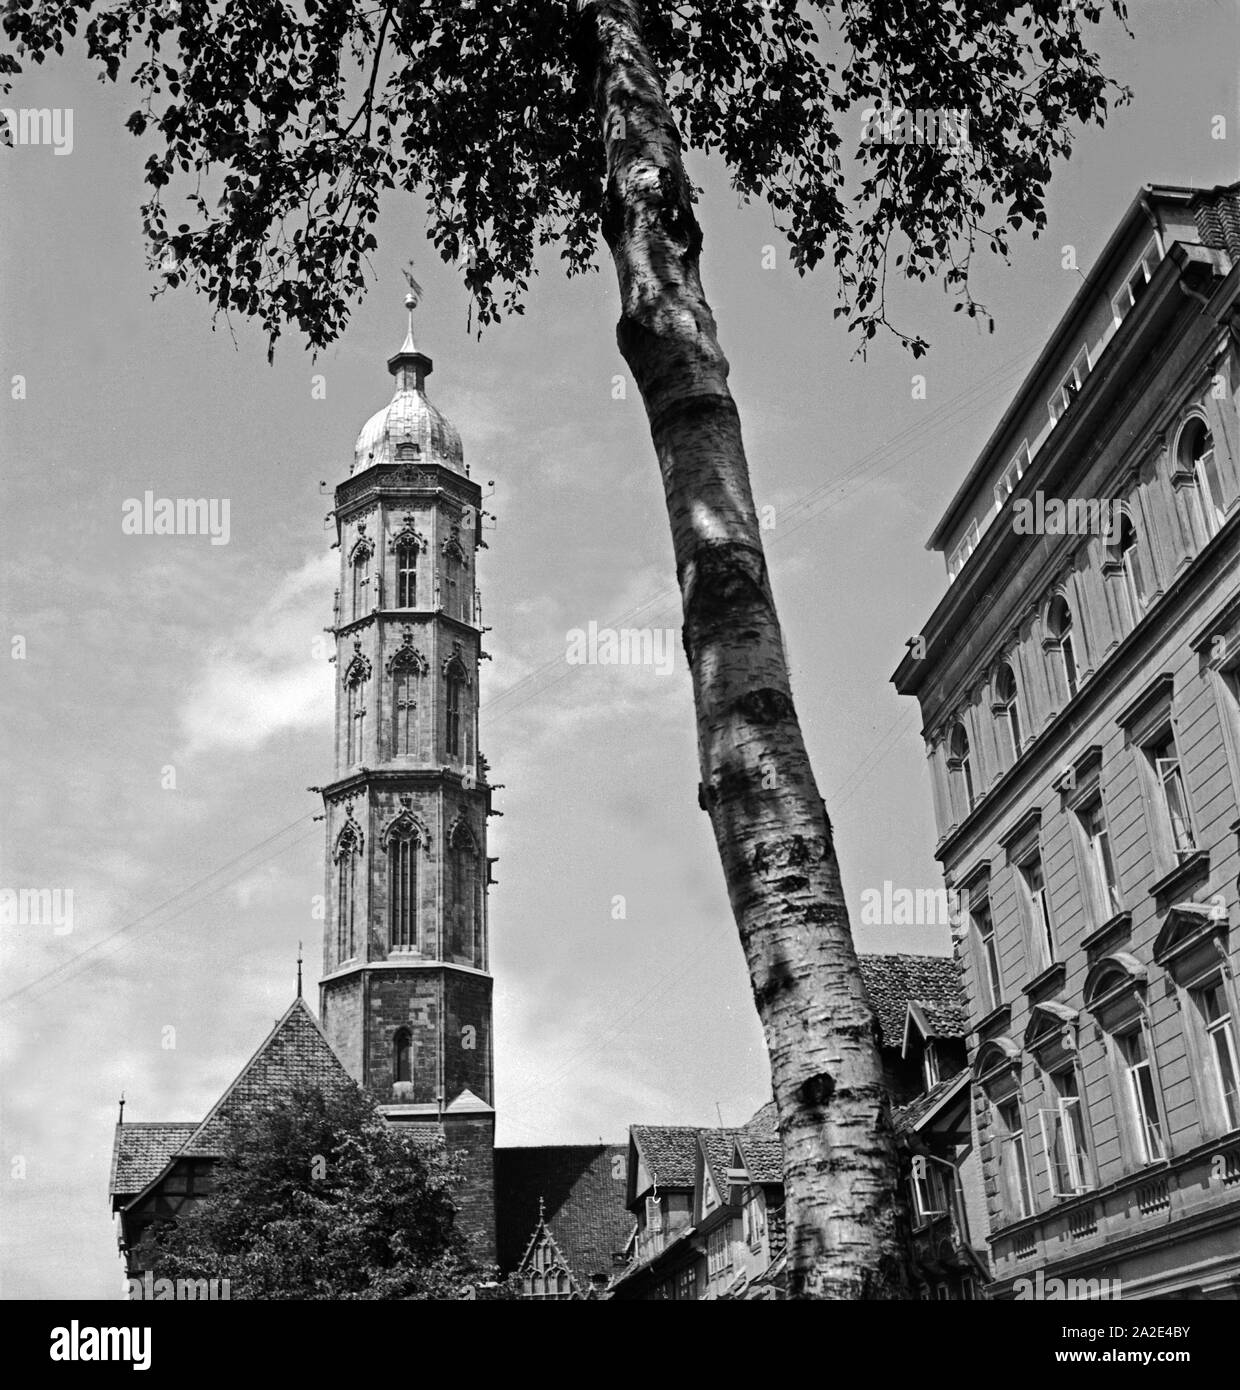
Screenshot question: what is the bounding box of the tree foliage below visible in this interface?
[149,1084,509,1300]
[2,0,1130,355]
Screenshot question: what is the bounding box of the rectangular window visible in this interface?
[1194,977,1240,1131]
[1041,1070,1092,1197]
[645,1195,663,1234]
[1048,346,1091,424]
[743,1194,765,1248]
[1078,797,1122,923]
[707,1226,731,1278]
[972,899,1002,1012]
[675,1266,697,1301]
[1118,1027,1166,1164]
[911,1156,949,1223]
[923,1042,941,1091]
[997,1101,1033,1222]
[1019,853,1055,971]
[1147,730,1196,858]
[994,442,1031,513]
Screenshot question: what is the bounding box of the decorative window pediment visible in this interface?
[349,528,376,564]
[381,796,429,849]
[447,812,479,852]
[389,513,426,555]
[1024,1001,1079,1058]
[1153,901,1229,977]
[386,626,428,675]
[442,522,466,563]
[442,640,472,686]
[333,809,363,861]
[343,640,372,688]
[973,1035,1021,1088]
[1082,951,1148,1016]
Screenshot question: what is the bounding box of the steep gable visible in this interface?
[178,997,357,1158]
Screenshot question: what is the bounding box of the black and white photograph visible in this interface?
[2,0,1238,1358]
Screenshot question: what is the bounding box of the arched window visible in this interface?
[346,682,364,765]
[1180,419,1226,538]
[947,722,975,818]
[334,823,361,963]
[448,819,482,965]
[994,663,1022,764]
[446,670,464,758]
[1116,511,1147,622]
[388,833,417,950]
[396,542,417,608]
[393,668,417,756]
[393,1027,412,1084]
[1046,594,1078,700]
[352,546,372,620]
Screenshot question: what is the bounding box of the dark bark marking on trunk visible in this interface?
[736,687,795,724]
[798,1072,836,1109]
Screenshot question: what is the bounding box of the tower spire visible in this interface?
[388,277,433,389]
[296,941,303,998]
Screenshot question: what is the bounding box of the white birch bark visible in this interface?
[581,0,909,1299]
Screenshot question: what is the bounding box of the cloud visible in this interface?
[179,553,335,754]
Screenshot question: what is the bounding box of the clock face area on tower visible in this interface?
[317,306,494,1125]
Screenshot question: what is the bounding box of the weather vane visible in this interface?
[402,261,424,310]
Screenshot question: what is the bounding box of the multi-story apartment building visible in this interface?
[893,182,1240,1300]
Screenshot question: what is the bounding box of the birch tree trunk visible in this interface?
[581,0,910,1299]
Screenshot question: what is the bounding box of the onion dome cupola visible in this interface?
[352,291,465,473]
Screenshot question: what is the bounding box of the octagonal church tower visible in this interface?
[318,295,496,1254]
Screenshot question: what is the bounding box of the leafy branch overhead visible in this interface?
[3,0,1130,355]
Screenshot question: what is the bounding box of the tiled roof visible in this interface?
[109,998,360,1202]
[858,953,966,1049]
[894,1068,970,1133]
[109,1123,197,1197]
[738,1135,783,1184]
[700,1129,741,1189]
[1192,181,1240,258]
[494,1144,635,1290]
[630,1125,701,1189]
[744,1101,778,1142]
[180,997,356,1157]
[917,999,971,1038]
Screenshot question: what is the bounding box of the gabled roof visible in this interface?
[494,1144,635,1291]
[179,996,356,1157]
[894,1069,970,1134]
[699,1129,741,1194]
[629,1125,701,1190]
[858,953,967,1050]
[109,996,359,1206]
[109,1123,198,1198]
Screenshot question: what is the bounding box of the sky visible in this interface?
[1,1,1236,1299]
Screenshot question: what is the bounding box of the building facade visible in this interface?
[893,183,1240,1300]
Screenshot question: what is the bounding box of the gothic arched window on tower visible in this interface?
[346,681,365,766]
[388,832,418,951]
[392,668,417,756]
[352,545,372,621]
[393,1027,413,1084]
[334,822,361,964]
[448,819,481,965]
[396,542,417,608]
[446,670,464,759]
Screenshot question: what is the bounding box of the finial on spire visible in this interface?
[399,264,425,355]
[297,941,303,998]
[538,1195,546,1223]
[118,1092,126,1126]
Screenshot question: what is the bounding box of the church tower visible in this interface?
[318,295,497,1254]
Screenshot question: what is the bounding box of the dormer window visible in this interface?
[1048,346,1091,424]
[923,1040,941,1090]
